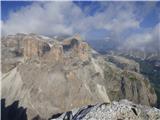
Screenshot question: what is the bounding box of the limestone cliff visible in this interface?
[1,34,157,120]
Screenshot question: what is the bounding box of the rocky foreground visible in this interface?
[51,100,160,120]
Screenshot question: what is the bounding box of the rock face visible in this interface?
[1,33,157,120]
[105,55,140,72]
[1,33,26,73]
[97,56,157,106]
[62,35,90,62]
[23,36,51,59]
[51,100,160,120]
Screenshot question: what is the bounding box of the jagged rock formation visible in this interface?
[1,33,157,120]
[23,36,51,59]
[51,100,160,120]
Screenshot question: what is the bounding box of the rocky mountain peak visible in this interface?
[22,34,90,64]
[1,33,158,120]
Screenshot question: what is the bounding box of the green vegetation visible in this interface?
[135,59,160,108]
[121,55,160,108]
[139,61,160,85]
[128,75,137,81]
[153,84,160,108]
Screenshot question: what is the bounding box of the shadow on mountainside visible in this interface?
[48,113,63,120]
[1,99,28,120]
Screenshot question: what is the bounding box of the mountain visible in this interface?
[107,50,160,108]
[1,33,157,120]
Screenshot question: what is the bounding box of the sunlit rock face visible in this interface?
[1,33,157,119]
[23,36,51,59]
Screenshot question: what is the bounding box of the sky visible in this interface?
[1,1,160,50]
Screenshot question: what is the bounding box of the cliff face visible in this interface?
[100,55,157,106]
[1,34,157,119]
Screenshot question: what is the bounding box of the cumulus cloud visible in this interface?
[1,1,160,52]
[2,2,81,36]
[123,23,160,51]
[2,1,146,37]
[124,33,152,48]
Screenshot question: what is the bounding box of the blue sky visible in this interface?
[1,1,33,21]
[2,1,159,23]
[1,1,160,49]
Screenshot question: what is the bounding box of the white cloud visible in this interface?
[2,1,159,54]
[2,2,80,36]
[123,23,160,50]
[124,33,152,48]
[2,1,157,40]
[98,2,140,33]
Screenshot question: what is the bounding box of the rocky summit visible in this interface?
[51,100,160,120]
[1,33,158,120]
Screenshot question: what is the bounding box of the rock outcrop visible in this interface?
[1,33,26,73]
[23,36,51,59]
[51,100,160,120]
[1,33,157,120]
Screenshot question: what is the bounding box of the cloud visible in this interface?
[124,33,152,48]
[123,22,160,51]
[2,2,139,35]
[2,2,81,36]
[2,1,158,41]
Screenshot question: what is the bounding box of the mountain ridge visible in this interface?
[1,33,158,119]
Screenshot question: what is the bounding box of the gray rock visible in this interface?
[51,100,160,120]
[1,33,157,119]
